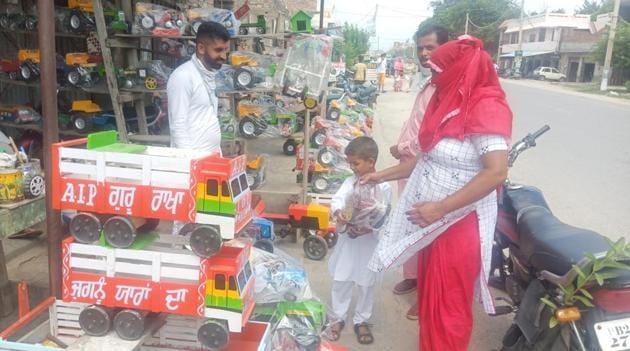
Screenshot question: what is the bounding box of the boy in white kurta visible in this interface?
[327,137,392,345]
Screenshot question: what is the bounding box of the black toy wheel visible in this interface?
[197,319,230,349]
[324,232,338,248]
[66,69,81,86]
[159,41,170,52]
[327,107,341,121]
[19,63,32,80]
[23,174,44,198]
[103,216,137,248]
[72,114,92,133]
[140,14,155,30]
[24,17,37,31]
[70,213,102,244]
[0,15,8,29]
[254,239,274,253]
[238,117,258,138]
[190,225,222,257]
[311,129,327,146]
[68,10,84,32]
[311,174,330,193]
[79,305,112,337]
[113,309,145,341]
[234,68,254,90]
[317,147,335,166]
[283,139,297,156]
[256,26,266,34]
[303,235,328,260]
[239,27,249,35]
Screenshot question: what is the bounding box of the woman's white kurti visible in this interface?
[368,134,507,314]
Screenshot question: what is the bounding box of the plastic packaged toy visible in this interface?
[132,2,187,37]
[338,181,390,235]
[187,7,240,37]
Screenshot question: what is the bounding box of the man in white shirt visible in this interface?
[167,21,229,236]
[167,21,230,154]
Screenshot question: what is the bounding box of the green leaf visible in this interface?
[549,316,559,329]
[580,288,593,300]
[603,260,630,270]
[613,238,626,254]
[574,295,595,308]
[594,273,604,286]
[541,297,558,310]
[597,271,620,280]
[573,265,586,279]
[585,252,598,262]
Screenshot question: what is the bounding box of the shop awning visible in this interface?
[500,51,554,58]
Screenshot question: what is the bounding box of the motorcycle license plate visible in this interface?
[595,317,630,351]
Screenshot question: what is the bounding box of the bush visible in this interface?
[625,80,630,92]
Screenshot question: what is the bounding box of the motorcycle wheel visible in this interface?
[238,117,258,139]
[23,174,44,198]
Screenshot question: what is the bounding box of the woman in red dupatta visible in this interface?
[363,36,512,350]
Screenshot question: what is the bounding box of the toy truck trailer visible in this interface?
[62,238,255,349]
[52,131,253,257]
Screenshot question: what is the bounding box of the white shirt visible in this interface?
[376,58,387,74]
[328,176,392,286]
[167,60,221,153]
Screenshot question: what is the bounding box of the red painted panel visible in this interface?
[158,282,202,317]
[58,178,102,212]
[145,186,193,222]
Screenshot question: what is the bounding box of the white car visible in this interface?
[532,67,566,82]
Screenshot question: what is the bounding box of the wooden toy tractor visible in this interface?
[64,52,104,87]
[239,15,266,35]
[66,0,128,33]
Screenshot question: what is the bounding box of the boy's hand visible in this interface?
[389,145,401,160]
[334,210,349,225]
[360,172,381,185]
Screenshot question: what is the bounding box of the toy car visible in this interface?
[158,38,195,57]
[237,102,298,139]
[0,105,42,124]
[239,15,266,35]
[0,12,37,31]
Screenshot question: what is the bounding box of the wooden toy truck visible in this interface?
[52,131,253,257]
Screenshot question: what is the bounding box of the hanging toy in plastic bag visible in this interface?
[338,180,390,238]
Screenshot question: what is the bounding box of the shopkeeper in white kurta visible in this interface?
[167,21,230,235]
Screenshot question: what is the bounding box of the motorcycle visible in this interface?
[335,72,378,107]
[491,125,630,350]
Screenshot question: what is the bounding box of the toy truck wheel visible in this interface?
[190,225,223,257]
[238,117,258,138]
[304,96,318,110]
[23,174,44,198]
[234,68,254,90]
[239,27,249,35]
[114,309,146,341]
[103,216,137,248]
[303,235,328,260]
[326,107,341,121]
[246,172,260,189]
[70,213,102,244]
[159,41,170,52]
[198,319,230,349]
[0,15,8,29]
[283,139,297,156]
[66,69,81,86]
[311,174,330,193]
[254,239,274,253]
[25,17,37,31]
[317,147,335,166]
[311,130,327,146]
[256,26,266,34]
[79,305,113,337]
[324,232,338,248]
[140,15,155,30]
[69,10,84,32]
[72,114,92,133]
[145,77,158,90]
[19,63,32,80]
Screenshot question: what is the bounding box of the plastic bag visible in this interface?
[132,2,187,36]
[230,51,276,91]
[236,101,298,139]
[250,247,312,303]
[118,60,172,90]
[186,8,240,37]
[338,181,390,235]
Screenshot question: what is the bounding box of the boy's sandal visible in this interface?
[354,322,374,345]
[329,320,345,341]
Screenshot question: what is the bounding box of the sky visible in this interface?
[326,0,587,51]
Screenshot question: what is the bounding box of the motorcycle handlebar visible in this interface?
[531,125,551,141]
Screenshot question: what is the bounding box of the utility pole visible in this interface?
[319,0,325,32]
[600,0,621,91]
[465,12,469,35]
[513,0,525,77]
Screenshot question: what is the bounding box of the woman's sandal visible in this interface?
[354,322,374,345]
[328,320,345,341]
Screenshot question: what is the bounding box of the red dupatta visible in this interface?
[419,36,512,152]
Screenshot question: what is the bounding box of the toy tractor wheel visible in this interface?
[317,147,335,166]
[246,172,260,189]
[311,129,327,146]
[311,174,330,193]
[69,10,84,32]
[256,26,266,34]
[327,107,341,121]
[159,41,170,52]
[66,69,81,86]
[23,174,44,198]
[25,17,37,31]
[140,14,155,30]
[197,319,230,350]
[104,216,137,248]
[191,21,203,35]
[113,309,146,341]
[190,225,223,257]
[19,63,32,80]
[0,15,9,29]
[234,68,254,90]
[239,27,249,35]
[79,305,112,337]
[324,232,338,248]
[238,117,258,139]
[69,212,102,244]
[283,139,297,156]
[303,235,328,260]
[145,77,158,90]
[304,96,318,110]
[72,113,92,133]
[254,239,274,253]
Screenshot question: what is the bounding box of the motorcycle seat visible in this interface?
[517,206,609,276]
[505,185,550,214]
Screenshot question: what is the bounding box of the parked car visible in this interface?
[531,66,566,81]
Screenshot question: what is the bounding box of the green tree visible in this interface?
[576,0,602,14]
[417,0,520,56]
[338,23,371,68]
[593,22,630,72]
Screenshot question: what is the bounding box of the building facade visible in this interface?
[498,12,609,82]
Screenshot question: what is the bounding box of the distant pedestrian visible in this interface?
[352,57,367,84]
[376,53,387,93]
